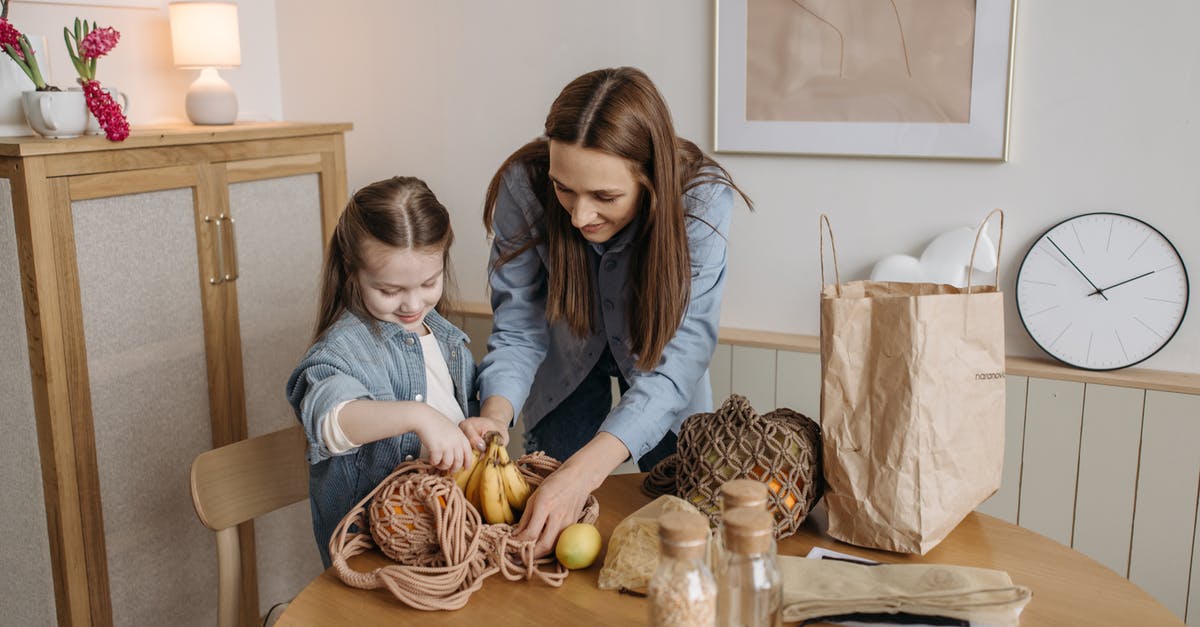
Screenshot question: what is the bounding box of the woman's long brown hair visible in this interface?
[483,67,749,370]
[313,176,456,341]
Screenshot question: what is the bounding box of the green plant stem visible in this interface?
[15,37,48,89]
[2,44,36,85]
[62,27,89,79]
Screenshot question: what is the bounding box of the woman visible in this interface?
[472,67,750,555]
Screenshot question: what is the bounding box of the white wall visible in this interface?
[10,0,282,124]
[275,0,1200,375]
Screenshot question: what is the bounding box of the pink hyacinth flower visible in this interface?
[81,79,130,141]
[79,26,120,60]
[0,18,24,59]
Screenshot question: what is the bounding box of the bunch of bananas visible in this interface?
[452,431,533,525]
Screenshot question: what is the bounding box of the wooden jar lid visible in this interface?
[720,479,769,511]
[658,511,709,559]
[723,507,773,555]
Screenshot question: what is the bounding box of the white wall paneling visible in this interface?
[730,346,776,412]
[1128,391,1200,619]
[977,375,1028,524]
[1189,495,1200,625]
[1017,379,1085,545]
[710,343,732,407]
[1071,384,1144,577]
[774,350,821,422]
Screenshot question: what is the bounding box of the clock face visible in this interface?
[1016,212,1189,370]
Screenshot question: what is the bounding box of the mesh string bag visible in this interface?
[644,394,823,539]
[329,451,599,610]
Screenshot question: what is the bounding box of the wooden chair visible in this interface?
[190,426,309,627]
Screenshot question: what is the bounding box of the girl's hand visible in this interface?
[459,416,510,451]
[416,411,474,472]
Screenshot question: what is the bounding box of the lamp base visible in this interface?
[185,67,238,125]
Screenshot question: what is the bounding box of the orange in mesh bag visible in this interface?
[644,394,823,538]
[329,451,599,610]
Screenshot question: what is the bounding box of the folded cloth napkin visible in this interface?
[780,556,1032,627]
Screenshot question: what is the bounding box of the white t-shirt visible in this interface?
[321,329,464,456]
[418,332,466,425]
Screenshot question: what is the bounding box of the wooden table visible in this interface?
[277,473,1182,626]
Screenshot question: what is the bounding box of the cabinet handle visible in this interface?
[205,215,226,285]
[223,215,240,282]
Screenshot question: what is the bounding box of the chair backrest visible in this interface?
[190,425,309,627]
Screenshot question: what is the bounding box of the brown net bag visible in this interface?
[329,451,599,610]
[643,394,823,539]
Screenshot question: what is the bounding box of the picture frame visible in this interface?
[20,0,161,9]
[714,0,1018,161]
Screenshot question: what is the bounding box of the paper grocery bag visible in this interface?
[818,210,1006,555]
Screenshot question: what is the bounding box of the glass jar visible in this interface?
[649,511,717,627]
[713,479,775,574]
[717,507,781,627]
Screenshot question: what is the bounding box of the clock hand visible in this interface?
[1047,237,1109,301]
[1088,270,1156,296]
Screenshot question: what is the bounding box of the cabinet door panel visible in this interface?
[230,174,323,436]
[227,175,326,608]
[1072,384,1143,576]
[0,181,58,625]
[73,189,216,627]
[1128,391,1200,619]
[1017,378,1084,545]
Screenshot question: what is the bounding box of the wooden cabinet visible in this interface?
[0,123,350,627]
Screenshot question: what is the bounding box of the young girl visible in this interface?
[287,176,494,566]
[474,67,751,557]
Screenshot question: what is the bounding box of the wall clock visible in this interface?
[1015,212,1189,370]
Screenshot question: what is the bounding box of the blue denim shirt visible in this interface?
[477,164,732,461]
[285,309,475,566]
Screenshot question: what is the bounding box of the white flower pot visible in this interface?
[0,35,47,137]
[22,90,89,139]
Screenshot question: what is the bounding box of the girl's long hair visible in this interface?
[314,176,456,341]
[483,67,749,370]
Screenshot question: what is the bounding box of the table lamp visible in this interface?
[168,1,241,125]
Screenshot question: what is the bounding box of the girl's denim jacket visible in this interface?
[286,309,475,566]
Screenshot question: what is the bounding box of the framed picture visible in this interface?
[714,0,1018,161]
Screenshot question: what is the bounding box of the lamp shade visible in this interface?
[169,2,241,68]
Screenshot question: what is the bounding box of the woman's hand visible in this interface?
[513,462,596,556]
[513,432,629,556]
[459,416,510,450]
[415,410,475,472]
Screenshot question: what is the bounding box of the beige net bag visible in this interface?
[329,452,599,610]
[644,394,823,538]
[597,494,708,594]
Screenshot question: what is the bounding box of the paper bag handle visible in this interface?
[965,208,1005,292]
[818,213,842,296]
